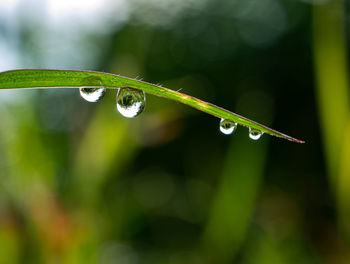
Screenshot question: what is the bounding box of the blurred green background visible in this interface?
[0,0,349,263]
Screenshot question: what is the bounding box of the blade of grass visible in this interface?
[0,69,304,143]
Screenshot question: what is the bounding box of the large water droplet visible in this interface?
[116,87,146,118]
[249,128,263,140]
[79,76,106,103]
[219,119,237,135]
[80,87,106,102]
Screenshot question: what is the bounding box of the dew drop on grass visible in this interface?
[80,87,106,102]
[219,119,237,135]
[249,128,263,140]
[116,87,146,118]
[79,76,106,103]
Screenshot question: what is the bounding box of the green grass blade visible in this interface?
[0,69,304,143]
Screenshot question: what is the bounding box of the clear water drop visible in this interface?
[79,76,106,103]
[249,128,263,140]
[80,87,106,102]
[219,119,237,135]
[116,87,146,118]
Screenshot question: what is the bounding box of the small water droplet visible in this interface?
[80,87,106,102]
[219,119,237,135]
[79,76,106,103]
[116,87,146,118]
[249,128,263,140]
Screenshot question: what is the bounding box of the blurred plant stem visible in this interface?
[312,0,350,236]
[201,134,268,263]
[72,101,136,207]
[339,121,350,235]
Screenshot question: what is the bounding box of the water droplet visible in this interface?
[116,87,146,118]
[219,119,237,135]
[249,128,263,140]
[80,87,106,102]
[79,76,106,103]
